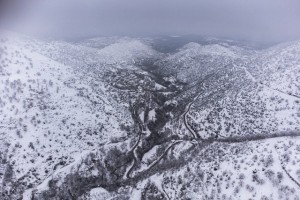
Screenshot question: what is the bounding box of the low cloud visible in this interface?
[1,0,300,43]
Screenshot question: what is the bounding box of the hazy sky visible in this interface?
[1,0,300,43]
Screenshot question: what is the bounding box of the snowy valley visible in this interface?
[0,33,300,200]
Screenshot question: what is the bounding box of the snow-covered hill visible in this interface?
[248,41,300,97]
[157,41,300,140]
[155,42,246,83]
[0,33,134,198]
[0,33,300,200]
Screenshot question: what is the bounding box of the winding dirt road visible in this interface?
[183,93,202,139]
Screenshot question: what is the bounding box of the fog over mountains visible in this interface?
[1,0,300,43]
[1,1,300,200]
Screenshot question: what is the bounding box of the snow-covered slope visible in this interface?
[155,42,246,83]
[161,41,300,140]
[0,33,132,197]
[245,42,300,132]
[248,41,300,97]
[1,33,300,200]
